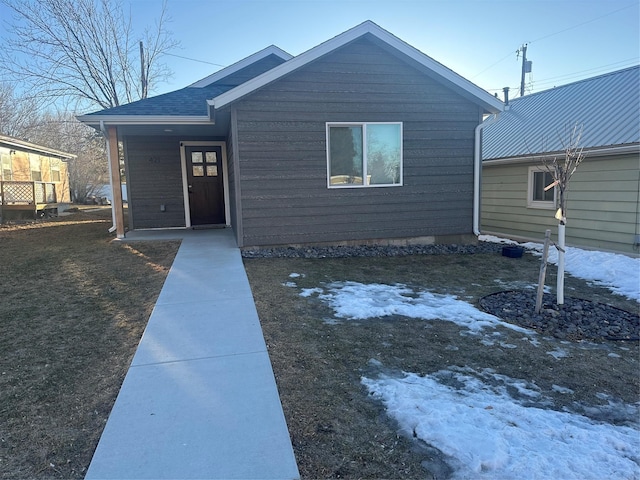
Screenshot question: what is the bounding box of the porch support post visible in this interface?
[107,125,125,238]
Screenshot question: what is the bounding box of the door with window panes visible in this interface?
[185,146,225,226]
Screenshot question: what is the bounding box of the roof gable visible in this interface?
[209,21,503,113]
[483,66,640,160]
[78,46,291,122]
[189,46,292,88]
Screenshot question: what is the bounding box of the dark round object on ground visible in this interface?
[479,290,640,342]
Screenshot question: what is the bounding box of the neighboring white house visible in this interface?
[481,66,640,255]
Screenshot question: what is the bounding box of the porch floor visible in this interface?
[85,228,299,479]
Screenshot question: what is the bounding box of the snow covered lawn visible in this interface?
[283,244,640,479]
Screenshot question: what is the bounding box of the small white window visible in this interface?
[528,167,556,209]
[1,152,12,181]
[30,153,42,182]
[50,158,61,182]
[326,122,402,188]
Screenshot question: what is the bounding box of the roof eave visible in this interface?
[483,143,640,165]
[76,115,212,126]
[209,20,504,113]
[0,134,76,159]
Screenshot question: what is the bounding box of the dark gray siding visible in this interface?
[226,121,241,244]
[234,37,483,246]
[125,136,185,229]
[125,136,220,229]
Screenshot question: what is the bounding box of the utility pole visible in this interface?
[139,41,147,99]
[519,44,532,97]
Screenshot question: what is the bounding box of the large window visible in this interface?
[528,167,556,209]
[327,122,402,188]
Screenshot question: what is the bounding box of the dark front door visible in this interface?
[185,145,225,226]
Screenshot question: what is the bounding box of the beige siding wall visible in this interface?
[482,153,640,254]
[0,145,70,202]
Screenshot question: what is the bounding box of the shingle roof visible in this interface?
[83,84,231,117]
[482,66,640,160]
[80,46,292,119]
[80,21,503,124]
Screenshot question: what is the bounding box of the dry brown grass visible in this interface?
[244,253,639,479]
[0,209,179,479]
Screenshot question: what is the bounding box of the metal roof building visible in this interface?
[483,65,640,161]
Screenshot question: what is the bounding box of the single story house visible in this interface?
[0,134,73,221]
[78,20,503,247]
[481,65,640,255]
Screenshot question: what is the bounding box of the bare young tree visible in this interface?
[1,0,177,111]
[541,122,586,305]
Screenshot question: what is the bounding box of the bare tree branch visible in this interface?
[0,0,178,111]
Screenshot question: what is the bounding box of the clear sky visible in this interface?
[130,0,639,100]
[0,0,638,103]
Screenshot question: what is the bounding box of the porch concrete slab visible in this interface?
[86,228,299,480]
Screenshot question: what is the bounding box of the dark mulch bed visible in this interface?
[480,290,640,342]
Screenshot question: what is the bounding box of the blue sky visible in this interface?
[0,0,638,102]
[131,0,639,100]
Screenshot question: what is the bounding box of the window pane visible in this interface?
[533,171,554,202]
[191,152,203,163]
[206,165,218,176]
[367,124,401,185]
[192,165,204,177]
[329,126,363,185]
[205,151,217,163]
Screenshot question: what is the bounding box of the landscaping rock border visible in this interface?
[479,290,640,342]
[241,242,504,258]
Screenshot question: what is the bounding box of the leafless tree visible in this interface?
[25,112,109,203]
[538,122,586,305]
[1,0,177,111]
[542,123,586,225]
[0,82,43,137]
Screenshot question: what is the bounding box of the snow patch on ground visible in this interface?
[302,281,533,335]
[362,367,640,480]
[480,235,640,302]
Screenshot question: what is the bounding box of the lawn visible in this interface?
[1,210,637,479]
[243,250,639,479]
[0,208,179,479]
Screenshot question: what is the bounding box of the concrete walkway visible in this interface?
[85,228,299,480]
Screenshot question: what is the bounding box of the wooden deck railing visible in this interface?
[0,181,59,221]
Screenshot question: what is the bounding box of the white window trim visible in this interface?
[527,166,556,209]
[29,153,42,182]
[50,158,61,182]
[326,122,403,189]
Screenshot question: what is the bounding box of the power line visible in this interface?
[528,2,638,45]
[163,52,226,68]
[486,59,638,94]
[472,2,637,81]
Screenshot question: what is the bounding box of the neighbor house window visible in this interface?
[30,154,42,181]
[50,158,61,182]
[327,122,402,188]
[1,152,11,180]
[528,167,556,209]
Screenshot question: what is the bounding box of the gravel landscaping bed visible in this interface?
[241,241,503,258]
[479,290,640,342]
